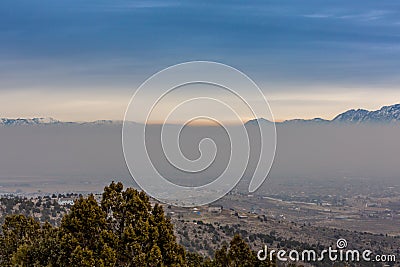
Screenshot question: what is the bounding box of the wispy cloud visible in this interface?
[337,10,391,21]
[303,13,332,19]
[102,1,180,11]
[303,10,392,22]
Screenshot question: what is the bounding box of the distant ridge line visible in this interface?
[1,103,400,126]
[246,103,400,125]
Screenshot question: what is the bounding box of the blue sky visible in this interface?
[1,0,400,121]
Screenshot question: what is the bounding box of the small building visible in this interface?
[237,214,248,219]
[208,205,223,213]
[58,197,74,206]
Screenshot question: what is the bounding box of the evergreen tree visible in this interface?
[228,235,255,266]
[0,214,40,266]
[212,235,275,267]
[0,182,276,267]
[59,194,117,266]
[100,182,186,266]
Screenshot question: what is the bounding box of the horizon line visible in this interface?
[1,102,399,125]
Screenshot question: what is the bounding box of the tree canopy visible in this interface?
[0,182,275,267]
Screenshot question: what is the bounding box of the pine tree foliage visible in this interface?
[0,182,275,267]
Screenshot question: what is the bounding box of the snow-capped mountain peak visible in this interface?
[333,104,400,123]
[247,103,400,125]
[0,117,61,126]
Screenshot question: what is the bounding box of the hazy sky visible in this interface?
[1,0,400,121]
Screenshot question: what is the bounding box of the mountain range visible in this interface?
[1,104,399,126]
[0,118,133,126]
[0,117,62,126]
[332,104,400,123]
[246,103,400,125]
